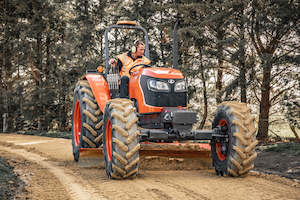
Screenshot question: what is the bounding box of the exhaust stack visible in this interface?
[172,21,179,69]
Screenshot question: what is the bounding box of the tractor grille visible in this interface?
[140,75,187,107]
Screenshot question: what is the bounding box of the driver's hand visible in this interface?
[109,58,117,67]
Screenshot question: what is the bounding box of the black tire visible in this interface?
[210,101,258,176]
[71,80,104,161]
[103,98,140,179]
[71,91,81,161]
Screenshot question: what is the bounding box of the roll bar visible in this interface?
[104,21,150,76]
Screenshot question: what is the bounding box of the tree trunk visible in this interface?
[289,124,300,141]
[46,34,51,75]
[198,61,208,129]
[160,0,165,66]
[240,63,247,103]
[18,88,24,130]
[36,33,43,131]
[216,29,224,104]
[1,38,3,132]
[58,71,63,130]
[0,65,2,131]
[2,113,8,133]
[61,94,67,130]
[2,0,10,132]
[216,61,223,104]
[257,54,272,141]
[239,8,247,103]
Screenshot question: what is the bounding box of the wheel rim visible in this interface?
[216,119,228,161]
[105,119,112,161]
[74,100,81,147]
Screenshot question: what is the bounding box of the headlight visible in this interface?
[174,80,187,92]
[147,79,170,92]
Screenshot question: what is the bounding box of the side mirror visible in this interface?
[97,66,104,73]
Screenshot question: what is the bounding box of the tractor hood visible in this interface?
[141,67,184,79]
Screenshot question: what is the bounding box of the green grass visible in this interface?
[16,131,71,139]
[265,143,300,155]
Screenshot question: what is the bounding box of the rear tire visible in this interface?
[71,80,104,161]
[71,92,81,161]
[103,98,140,179]
[210,102,258,176]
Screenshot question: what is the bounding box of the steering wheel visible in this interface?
[129,64,152,75]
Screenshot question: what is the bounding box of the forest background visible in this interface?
[1,0,299,141]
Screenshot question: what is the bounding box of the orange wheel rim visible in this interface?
[216,119,228,161]
[106,119,112,161]
[74,101,81,147]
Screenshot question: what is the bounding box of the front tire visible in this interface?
[103,98,140,179]
[210,101,258,176]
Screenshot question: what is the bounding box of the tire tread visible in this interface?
[211,101,257,177]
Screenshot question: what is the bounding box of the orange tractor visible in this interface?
[71,21,258,179]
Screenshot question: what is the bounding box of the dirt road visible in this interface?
[1,134,299,200]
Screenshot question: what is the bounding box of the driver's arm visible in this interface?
[109,58,123,72]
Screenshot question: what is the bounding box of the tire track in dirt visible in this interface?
[244,174,300,199]
[155,180,210,200]
[141,172,211,200]
[145,188,172,200]
[0,145,107,200]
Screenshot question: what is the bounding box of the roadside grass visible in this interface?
[16,131,71,139]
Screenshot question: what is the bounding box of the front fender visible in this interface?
[85,74,110,113]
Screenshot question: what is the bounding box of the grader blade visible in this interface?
[80,143,210,159]
[140,143,210,158]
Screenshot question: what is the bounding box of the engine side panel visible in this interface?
[85,74,110,113]
[129,70,162,113]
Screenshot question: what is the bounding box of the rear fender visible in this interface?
[84,74,110,113]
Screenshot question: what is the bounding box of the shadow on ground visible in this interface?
[254,142,300,181]
[0,157,24,200]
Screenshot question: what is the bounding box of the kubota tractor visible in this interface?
[71,21,258,179]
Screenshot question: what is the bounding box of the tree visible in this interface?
[249,0,300,140]
[1,0,22,132]
[177,1,215,128]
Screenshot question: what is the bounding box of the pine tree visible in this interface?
[248,0,300,140]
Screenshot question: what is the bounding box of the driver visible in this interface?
[110,40,151,98]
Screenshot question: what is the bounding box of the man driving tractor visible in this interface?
[109,40,151,98]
